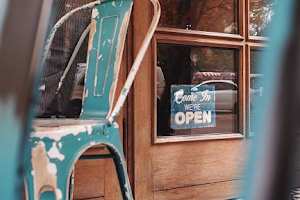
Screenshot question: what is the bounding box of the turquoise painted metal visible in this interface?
[23,1,134,199]
[80,0,133,120]
[243,0,298,199]
[23,0,161,199]
[24,121,131,199]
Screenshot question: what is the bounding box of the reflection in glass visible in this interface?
[158,0,238,34]
[157,43,238,136]
[250,50,265,134]
[250,0,277,36]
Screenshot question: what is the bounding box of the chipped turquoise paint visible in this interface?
[94,15,119,96]
[23,1,134,199]
[0,96,23,200]
[24,123,132,199]
[122,88,128,95]
[81,0,133,119]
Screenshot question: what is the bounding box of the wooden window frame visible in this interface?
[152,0,269,144]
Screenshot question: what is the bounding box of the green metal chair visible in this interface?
[23,0,160,199]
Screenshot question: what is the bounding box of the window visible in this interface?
[159,0,239,34]
[249,0,277,36]
[249,50,266,134]
[157,44,239,136]
[154,0,270,142]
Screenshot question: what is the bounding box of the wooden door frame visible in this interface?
[131,0,154,199]
[129,0,269,199]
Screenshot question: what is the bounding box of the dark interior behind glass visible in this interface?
[157,43,239,136]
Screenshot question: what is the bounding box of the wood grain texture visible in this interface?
[132,0,154,199]
[76,197,105,200]
[154,179,243,200]
[152,140,247,191]
[245,45,251,137]
[239,46,246,135]
[104,159,122,200]
[73,159,105,199]
[155,134,243,144]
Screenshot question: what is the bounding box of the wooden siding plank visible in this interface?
[73,159,105,199]
[154,179,243,200]
[152,140,247,191]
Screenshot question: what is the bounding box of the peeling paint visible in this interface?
[84,88,89,99]
[112,1,116,7]
[31,144,58,199]
[94,75,97,88]
[47,163,57,174]
[102,41,106,46]
[30,125,95,141]
[78,138,81,141]
[120,1,123,7]
[107,10,132,118]
[56,188,63,200]
[98,54,103,60]
[47,142,65,161]
[90,141,96,145]
[108,39,112,43]
[38,141,46,147]
[58,142,62,149]
[92,8,99,19]
[88,18,97,52]
[87,126,93,135]
[124,183,130,199]
[122,88,128,95]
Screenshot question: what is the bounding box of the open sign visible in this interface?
[171,85,216,130]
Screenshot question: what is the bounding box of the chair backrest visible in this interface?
[80,0,133,119]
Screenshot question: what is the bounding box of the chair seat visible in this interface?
[30,119,114,142]
[32,119,106,128]
[24,119,129,200]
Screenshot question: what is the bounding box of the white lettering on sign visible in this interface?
[174,112,185,125]
[184,104,201,111]
[174,89,197,104]
[174,111,212,125]
[200,90,211,101]
[174,89,212,104]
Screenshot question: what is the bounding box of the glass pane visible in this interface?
[250,50,266,134]
[157,43,239,137]
[249,0,277,36]
[158,0,239,34]
[36,0,96,118]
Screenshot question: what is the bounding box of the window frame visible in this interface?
[152,0,270,144]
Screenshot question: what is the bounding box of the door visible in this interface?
[131,0,273,199]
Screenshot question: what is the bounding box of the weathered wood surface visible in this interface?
[73,159,105,199]
[154,179,243,200]
[132,0,154,199]
[152,140,246,192]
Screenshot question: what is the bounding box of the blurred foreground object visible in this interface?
[244,0,300,199]
[0,0,53,200]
